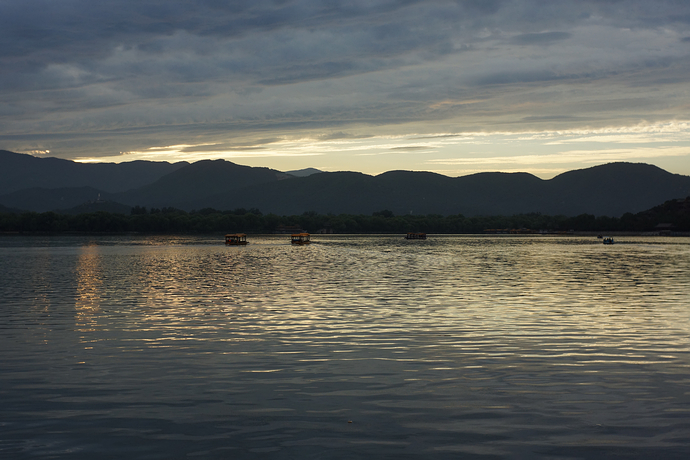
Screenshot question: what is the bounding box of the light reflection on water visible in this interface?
[1,234,689,459]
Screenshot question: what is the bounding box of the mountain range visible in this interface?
[1,150,689,217]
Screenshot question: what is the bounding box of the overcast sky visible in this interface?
[2,0,690,177]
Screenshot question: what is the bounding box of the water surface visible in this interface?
[1,234,689,459]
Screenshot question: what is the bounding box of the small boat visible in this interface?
[405,232,427,240]
[225,233,248,245]
[291,233,311,245]
[602,236,614,245]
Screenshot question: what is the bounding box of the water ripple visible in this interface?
[1,235,689,458]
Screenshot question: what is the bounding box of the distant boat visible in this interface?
[405,232,427,240]
[602,236,614,245]
[225,233,248,245]
[291,233,311,245]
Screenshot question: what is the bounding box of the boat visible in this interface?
[291,233,311,245]
[602,236,614,245]
[405,232,427,240]
[225,233,248,245]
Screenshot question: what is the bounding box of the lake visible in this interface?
[1,234,689,459]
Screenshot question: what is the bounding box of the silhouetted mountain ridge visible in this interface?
[543,162,689,216]
[1,150,689,217]
[203,163,690,217]
[113,159,291,209]
[0,150,187,194]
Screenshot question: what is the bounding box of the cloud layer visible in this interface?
[1,0,690,176]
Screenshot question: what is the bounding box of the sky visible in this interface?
[2,0,690,178]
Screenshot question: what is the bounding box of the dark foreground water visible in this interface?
[1,234,689,459]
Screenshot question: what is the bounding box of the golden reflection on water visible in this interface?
[2,235,690,457]
[92,236,690,372]
[75,244,104,336]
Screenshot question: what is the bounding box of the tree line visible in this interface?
[1,203,687,234]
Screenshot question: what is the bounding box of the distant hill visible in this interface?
[201,169,545,216]
[1,149,689,217]
[0,150,187,194]
[0,152,291,212]
[203,170,461,215]
[201,163,690,217]
[542,162,690,216]
[113,159,292,209]
[631,196,690,231]
[0,187,114,213]
[286,168,323,177]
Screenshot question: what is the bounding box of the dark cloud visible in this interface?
[520,115,595,122]
[1,0,690,159]
[460,0,506,14]
[476,70,571,86]
[512,31,572,45]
